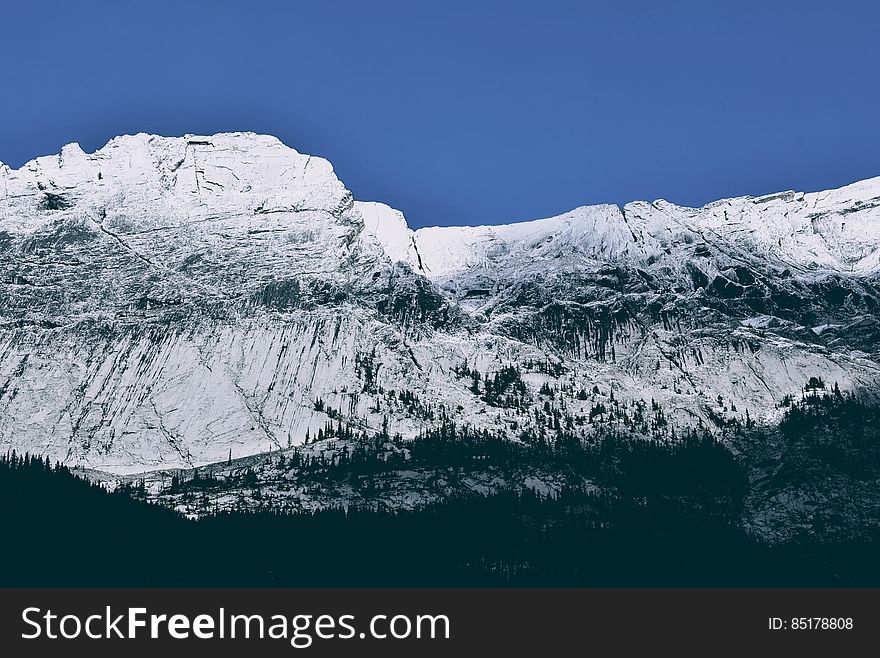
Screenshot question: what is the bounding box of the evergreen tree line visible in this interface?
[173,415,743,505]
[1,390,878,586]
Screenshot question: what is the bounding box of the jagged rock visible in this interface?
[2,132,880,473]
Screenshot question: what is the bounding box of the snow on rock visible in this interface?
[357,201,423,270]
[2,132,880,474]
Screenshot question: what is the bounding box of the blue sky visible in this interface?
[1,1,878,227]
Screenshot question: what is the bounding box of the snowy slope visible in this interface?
[365,178,880,277]
[2,132,880,473]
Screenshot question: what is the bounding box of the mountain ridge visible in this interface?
[2,132,879,474]
[6,131,880,277]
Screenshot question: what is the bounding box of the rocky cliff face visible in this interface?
[2,132,879,473]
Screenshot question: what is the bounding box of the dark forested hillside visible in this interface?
[1,391,878,586]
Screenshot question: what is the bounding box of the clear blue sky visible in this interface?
[1,1,878,227]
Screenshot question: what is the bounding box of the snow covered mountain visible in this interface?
[2,132,879,474]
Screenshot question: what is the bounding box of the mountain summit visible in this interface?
[2,133,879,472]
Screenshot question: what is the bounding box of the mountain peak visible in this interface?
[2,131,880,473]
[4,131,351,233]
[5,132,880,276]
